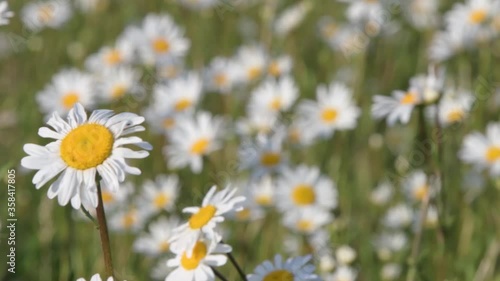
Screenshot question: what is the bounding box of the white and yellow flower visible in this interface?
[403,170,437,203]
[21,0,72,32]
[21,103,151,209]
[204,57,242,94]
[85,36,135,72]
[267,55,293,78]
[372,88,422,126]
[152,72,203,114]
[109,207,148,233]
[133,216,180,257]
[460,122,500,176]
[164,112,225,173]
[138,174,180,215]
[96,67,141,103]
[235,44,268,84]
[273,1,312,37]
[436,89,474,126]
[282,206,333,234]
[248,76,299,115]
[247,254,320,281]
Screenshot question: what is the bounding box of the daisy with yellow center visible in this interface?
[152,72,202,114]
[109,208,147,233]
[247,254,320,281]
[248,76,298,115]
[139,174,179,216]
[164,112,225,173]
[403,170,436,203]
[21,0,72,32]
[166,233,232,281]
[85,36,134,72]
[283,206,333,235]
[249,175,275,207]
[235,44,267,84]
[169,185,245,252]
[460,122,500,176]
[21,103,152,209]
[205,57,240,94]
[372,88,422,126]
[437,90,474,127]
[133,217,180,257]
[298,82,360,140]
[97,67,140,103]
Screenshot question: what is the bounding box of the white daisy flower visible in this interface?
[133,13,190,65]
[428,28,469,62]
[96,67,141,103]
[166,233,231,281]
[344,0,385,26]
[108,207,148,233]
[267,55,293,78]
[370,181,393,206]
[287,116,316,146]
[0,1,14,26]
[100,181,134,212]
[21,0,72,32]
[402,0,439,30]
[274,1,312,37]
[142,104,182,135]
[236,109,279,136]
[329,266,357,281]
[335,245,356,265]
[170,185,245,251]
[276,165,338,211]
[283,206,333,234]
[409,66,445,104]
[235,44,268,83]
[382,204,413,229]
[37,68,96,117]
[247,254,320,281]
[85,36,135,72]
[156,57,185,81]
[445,0,499,41]
[204,57,242,94]
[164,112,225,173]
[436,89,474,126]
[133,216,180,257]
[403,170,435,202]
[248,175,275,207]
[459,122,500,176]
[21,103,152,209]
[248,76,299,115]
[374,231,409,254]
[298,81,361,139]
[152,72,203,114]
[138,174,180,215]
[76,274,117,281]
[380,263,402,281]
[372,88,422,126]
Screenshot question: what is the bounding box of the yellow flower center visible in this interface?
[159,241,170,252]
[214,74,228,87]
[288,129,301,143]
[101,191,114,204]
[486,146,500,163]
[260,152,281,167]
[446,109,464,123]
[321,108,338,123]
[414,184,429,201]
[122,212,135,228]
[190,138,210,155]
[174,98,192,111]
[189,205,217,229]
[180,241,207,270]
[163,117,175,129]
[268,62,281,77]
[469,9,487,24]
[61,92,80,110]
[292,184,316,206]
[247,66,262,80]
[104,49,122,65]
[37,5,55,23]
[269,98,282,111]
[60,124,114,170]
[236,208,251,220]
[111,84,127,99]
[400,91,418,105]
[255,195,272,206]
[153,193,169,208]
[263,270,294,281]
[296,219,313,232]
[153,38,170,54]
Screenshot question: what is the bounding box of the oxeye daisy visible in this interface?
[138,174,180,215]
[248,175,276,207]
[21,0,72,32]
[21,103,152,209]
[409,66,445,104]
[0,1,14,26]
[133,216,180,257]
[248,76,299,115]
[276,165,338,211]
[382,204,413,229]
[204,57,242,94]
[459,122,500,176]
[76,274,118,281]
[170,185,245,251]
[372,88,422,126]
[85,37,135,72]
[402,0,439,30]
[267,55,293,78]
[380,263,402,281]
[109,207,148,233]
[166,233,231,281]
[247,254,320,281]
[297,81,361,139]
[133,13,190,65]
[152,72,203,114]
[163,112,225,173]
[36,68,96,117]
[329,266,357,281]
[445,0,499,40]
[236,109,279,136]
[96,67,141,103]
[435,89,474,126]
[370,181,393,206]
[283,206,333,234]
[235,44,268,84]
[403,170,438,203]
[273,2,312,37]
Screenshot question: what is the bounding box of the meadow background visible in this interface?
[0,0,500,280]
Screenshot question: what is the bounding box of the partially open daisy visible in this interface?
[166,233,231,281]
[170,185,245,251]
[164,112,225,173]
[460,122,500,176]
[138,174,180,216]
[133,216,180,257]
[21,103,152,209]
[247,254,320,281]
[372,88,422,126]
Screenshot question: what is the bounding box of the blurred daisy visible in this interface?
[85,36,135,72]
[156,57,185,81]
[436,89,474,126]
[133,216,180,257]
[100,181,134,211]
[236,109,279,136]
[235,44,268,83]
[267,55,293,78]
[403,170,436,202]
[370,181,393,206]
[21,0,72,32]
[329,266,357,281]
[382,204,413,229]
[380,263,402,281]
[248,175,275,207]
[133,14,190,65]
[276,165,338,211]
[428,28,469,62]
[409,66,445,104]
[21,103,151,208]
[402,0,439,30]
[283,206,332,234]
[460,122,500,176]
[166,233,231,281]
[164,112,225,173]
[153,72,203,114]
[298,81,360,139]
[109,207,148,233]
[170,185,245,251]
[76,274,116,281]
[372,87,422,126]
[142,105,181,134]
[248,76,299,115]
[204,57,241,94]
[138,174,180,215]
[274,1,312,37]
[37,69,96,117]
[343,0,386,36]
[0,1,14,26]
[445,0,499,41]
[335,245,356,265]
[96,67,141,103]
[247,254,320,281]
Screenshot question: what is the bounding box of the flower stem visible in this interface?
[95,179,114,278]
[227,252,248,281]
[212,267,229,281]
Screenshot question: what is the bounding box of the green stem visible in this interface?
[227,252,248,281]
[95,179,114,278]
[212,267,229,281]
